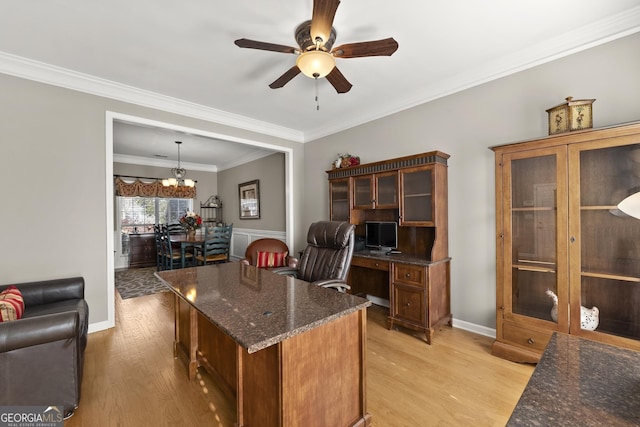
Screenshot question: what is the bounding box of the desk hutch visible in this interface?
[327,151,451,344]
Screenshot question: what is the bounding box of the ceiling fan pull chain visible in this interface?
[314,73,320,110]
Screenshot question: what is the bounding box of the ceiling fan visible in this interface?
[234,0,398,94]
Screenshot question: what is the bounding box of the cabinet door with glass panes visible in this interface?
[353,172,398,210]
[399,165,438,226]
[494,146,570,363]
[569,139,640,348]
[329,178,350,222]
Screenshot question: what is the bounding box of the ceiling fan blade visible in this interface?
[331,38,399,58]
[325,67,352,93]
[311,0,340,45]
[269,66,302,89]
[234,38,297,54]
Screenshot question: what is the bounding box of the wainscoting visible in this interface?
[230,227,286,261]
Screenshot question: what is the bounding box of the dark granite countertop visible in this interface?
[353,250,450,266]
[508,332,640,426]
[155,263,371,354]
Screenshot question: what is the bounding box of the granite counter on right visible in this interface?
[508,332,640,426]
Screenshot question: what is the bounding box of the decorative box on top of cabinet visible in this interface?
[491,121,640,363]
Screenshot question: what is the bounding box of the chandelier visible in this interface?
[162,141,195,187]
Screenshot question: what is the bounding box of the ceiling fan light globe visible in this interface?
[296,50,335,78]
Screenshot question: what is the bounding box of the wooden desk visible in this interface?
[156,263,372,427]
[349,251,451,344]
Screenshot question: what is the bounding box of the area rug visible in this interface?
[115,267,169,300]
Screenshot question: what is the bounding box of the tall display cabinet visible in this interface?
[492,122,640,363]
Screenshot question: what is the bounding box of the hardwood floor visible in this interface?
[65,291,533,426]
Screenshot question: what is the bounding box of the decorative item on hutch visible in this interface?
[546,96,595,135]
[333,153,360,169]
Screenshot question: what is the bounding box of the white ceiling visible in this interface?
[1,1,640,168]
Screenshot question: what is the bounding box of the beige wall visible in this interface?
[1,32,638,333]
[303,33,640,330]
[0,75,303,328]
[219,153,286,231]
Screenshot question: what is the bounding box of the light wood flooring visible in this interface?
[65,290,534,426]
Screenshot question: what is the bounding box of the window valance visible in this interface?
[114,177,196,199]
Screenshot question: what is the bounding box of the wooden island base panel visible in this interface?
[157,263,372,427]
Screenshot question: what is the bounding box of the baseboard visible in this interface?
[88,319,114,333]
[452,318,496,339]
[366,295,390,308]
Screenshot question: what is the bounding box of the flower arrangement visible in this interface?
[179,211,202,231]
[333,153,360,169]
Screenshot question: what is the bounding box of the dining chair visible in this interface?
[153,224,165,271]
[161,226,193,269]
[195,224,233,265]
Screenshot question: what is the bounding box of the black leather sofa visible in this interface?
[0,277,89,418]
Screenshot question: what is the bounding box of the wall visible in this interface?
[0,74,303,329]
[218,153,286,232]
[303,33,640,332]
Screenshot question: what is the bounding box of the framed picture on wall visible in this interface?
[239,179,260,219]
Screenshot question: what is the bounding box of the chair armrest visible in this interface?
[0,311,79,353]
[3,277,85,307]
[311,279,351,293]
[271,267,299,278]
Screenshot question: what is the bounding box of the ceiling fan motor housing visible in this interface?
[295,20,336,51]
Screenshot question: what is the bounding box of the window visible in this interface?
[118,197,192,253]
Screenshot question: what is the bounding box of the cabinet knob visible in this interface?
[374,263,379,267]
[406,273,411,278]
[405,302,411,307]
[570,236,576,243]
[527,337,535,344]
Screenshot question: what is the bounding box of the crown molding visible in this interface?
[0,52,305,143]
[303,6,640,142]
[113,154,218,172]
[2,6,639,144]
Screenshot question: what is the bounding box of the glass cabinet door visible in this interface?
[353,176,374,209]
[375,172,399,208]
[329,178,350,222]
[399,166,433,225]
[569,141,640,341]
[502,147,568,326]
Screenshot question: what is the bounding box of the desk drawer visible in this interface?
[502,322,552,353]
[351,257,390,271]
[393,264,425,287]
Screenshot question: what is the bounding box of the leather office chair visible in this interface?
[195,224,233,265]
[240,238,297,269]
[275,221,355,292]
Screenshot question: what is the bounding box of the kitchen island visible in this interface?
[508,332,640,426]
[156,262,372,427]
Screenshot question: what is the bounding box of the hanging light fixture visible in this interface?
[296,50,335,79]
[296,34,336,79]
[162,141,195,187]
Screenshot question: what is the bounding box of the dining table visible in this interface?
[170,232,205,268]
